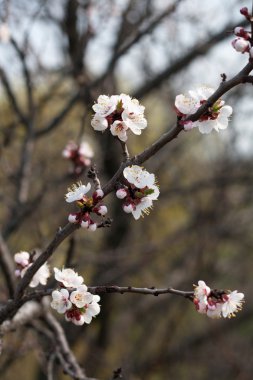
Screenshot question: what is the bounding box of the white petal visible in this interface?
[219,105,233,117]
[197,121,214,134]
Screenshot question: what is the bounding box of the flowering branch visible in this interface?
[88,285,193,299]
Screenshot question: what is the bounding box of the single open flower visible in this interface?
[65,182,91,203]
[221,291,244,318]
[54,267,84,288]
[175,86,233,134]
[51,288,72,313]
[21,262,50,288]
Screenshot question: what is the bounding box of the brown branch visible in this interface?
[10,38,34,117]
[88,286,193,299]
[102,63,253,196]
[35,91,80,137]
[0,231,15,298]
[96,0,182,85]
[0,66,28,126]
[14,223,78,300]
[133,19,249,99]
[16,284,194,304]
[44,312,96,380]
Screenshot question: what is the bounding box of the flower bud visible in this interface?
[231,37,250,53]
[116,188,127,199]
[93,189,104,200]
[234,26,250,39]
[68,213,78,224]
[123,203,134,213]
[81,220,89,228]
[240,7,249,18]
[97,205,108,216]
[88,222,97,232]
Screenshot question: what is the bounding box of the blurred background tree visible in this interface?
[1,0,253,379]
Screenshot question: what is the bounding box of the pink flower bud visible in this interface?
[116,188,127,199]
[97,205,108,216]
[88,222,97,232]
[68,213,78,224]
[240,7,249,17]
[234,26,250,39]
[81,220,89,228]
[123,203,134,213]
[232,37,250,53]
[93,189,104,200]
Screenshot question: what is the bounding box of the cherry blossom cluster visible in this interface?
[65,182,107,231]
[51,268,100,325]
[116,165,159,220]
[14,251,50,288]
[175,86,233,134]
[232,8,253,58]
[91,94,147,141]
[62,141,94,175]
[193,280,244,319]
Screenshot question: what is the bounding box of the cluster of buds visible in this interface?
[116,165,159,220]
[193,280,244,319]
[232,8,253,57]
[62,141,94,175]
[175,86,233,134]
[65,182,108,231]
[14,251,50,288]
[51,268,100,325]
[91,94,147,141]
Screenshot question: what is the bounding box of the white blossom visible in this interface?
[221,291,244,318]
[54,267,84,288]
[51,289,72,314]
[91,114,108,131]
[110,121,128,141]
[70,285,92,308]
[82,295,101,324]
[65,182,91,203]
[121,98,147,135]
[21,262,50,288]
[123,165,156,189]
[175,86,233,134]
[92,95,117,117]
[91,93,147,137]
[194,280,211,301]
[131,188,159,220]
